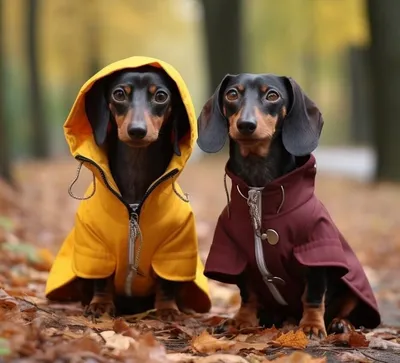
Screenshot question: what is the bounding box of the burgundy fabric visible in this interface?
[204,154,381,328]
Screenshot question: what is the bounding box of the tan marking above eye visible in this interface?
[123,86,132,95]
[260,85,268,93]
[148,85,157,94]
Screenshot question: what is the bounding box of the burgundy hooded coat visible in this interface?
[204,154,380,328]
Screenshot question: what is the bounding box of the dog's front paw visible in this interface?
[327,318,355,334]
[154,299,181,321]
[299,307,327,339]
[228,308,259,329]
[84,295,116,318]
[155,307,182,321]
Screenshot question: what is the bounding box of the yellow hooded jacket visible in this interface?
[45,56,211,313]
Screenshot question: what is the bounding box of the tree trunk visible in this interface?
[367,0,400,181]
[0,0,13,183]
[201,0,244,93]
[86,0,101,77]
[27,0,49,158]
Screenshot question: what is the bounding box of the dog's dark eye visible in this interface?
[154,90,169,104]
[226,89,239,102]
[112,88,126,102]
[266,91,280,102]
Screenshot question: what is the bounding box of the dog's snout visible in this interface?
[127,124,147,139]
[237,120,257,135]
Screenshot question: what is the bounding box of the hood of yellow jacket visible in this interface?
[64,56,197,190]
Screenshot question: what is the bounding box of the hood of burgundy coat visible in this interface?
[204,154,380,328]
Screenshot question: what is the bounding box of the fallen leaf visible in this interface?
[324,331,369,348]
[119,332,169,363]
[229,340,269,353]
[271,330,308,349]
[247,326,281,343]
[101,330,135,351]
[349,331,369,348]
[113,317,140,339]
[368,336,400,350]
[265,351,326,362]
[337,351,371,362]
[192,330,235,353]
[196,353,249,362]
[167,352,196,362]
[0,289,18,309]
[32,248,54,271]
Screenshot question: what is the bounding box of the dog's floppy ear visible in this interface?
[85,78,110,147]
[280,77,324,156]
[197,75,232,153]
[172,102,190,157]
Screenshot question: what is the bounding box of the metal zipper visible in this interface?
[75,155,179,294]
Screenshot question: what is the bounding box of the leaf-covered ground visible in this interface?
[1,154,400,362]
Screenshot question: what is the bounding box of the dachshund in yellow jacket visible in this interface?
[45,57,211,319]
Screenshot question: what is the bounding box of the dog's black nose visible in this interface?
[127,125,147,139]
[237,120,257,135]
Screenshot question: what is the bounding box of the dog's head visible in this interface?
[85,65,186,155]
[197,73,323,157]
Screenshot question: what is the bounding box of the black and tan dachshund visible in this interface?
[197,73,380,338]
[82,66,188,318]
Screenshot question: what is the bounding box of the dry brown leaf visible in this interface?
[348,331,369,348]
[196,354,249,363]
[64,315,115,330]
[192,330,235,353]
[119,332,169,363]
[337,351,371,362]
[246,326,281,343]
[271,330,309,349]
[167,353,196,362]
[0,288,18,309]
[265,351,327,362]
[101,330,135,351]
[31,248,54,271]
[324,331,369,348]
[113,317,140,339]
[229,340,269,353]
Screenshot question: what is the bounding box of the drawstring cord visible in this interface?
[223,173,231,218]
[236,184,285,215]
[68,161,96,200]
[172,181,190,202]
[224,172,286,217]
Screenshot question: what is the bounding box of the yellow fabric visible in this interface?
[45,56,211,313]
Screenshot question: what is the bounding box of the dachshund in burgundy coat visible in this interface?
[197,74,381,338]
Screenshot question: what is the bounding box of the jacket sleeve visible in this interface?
[204,208,247,284]
[151,204,199,282]
[71,197,116,279]
[293,205,348,277]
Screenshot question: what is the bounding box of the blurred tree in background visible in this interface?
[0,0,13,184]
[201,0,244,93]
[367,0,400,181]
[27,0,49,158]
[0,0,399,182]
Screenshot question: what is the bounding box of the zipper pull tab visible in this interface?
[129,203,139,219]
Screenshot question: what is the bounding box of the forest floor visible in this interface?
[1,154,400,362]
